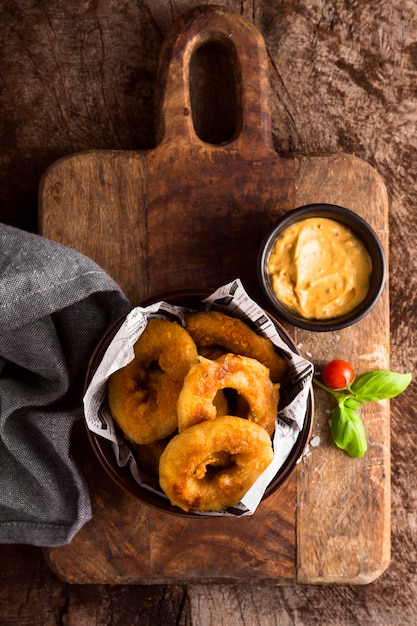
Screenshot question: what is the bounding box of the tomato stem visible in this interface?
[313,377,345,400]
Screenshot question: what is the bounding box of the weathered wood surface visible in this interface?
[38,6,389,586]
[0,0,416,624]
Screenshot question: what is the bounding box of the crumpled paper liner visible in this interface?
[83,279,314,516]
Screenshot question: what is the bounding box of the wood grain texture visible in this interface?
[145,5,294,298]
[40,7,299,585]
[293,154,390,583]
[40,151,149,303]
[1,0,417,623]
[39,6,389,586]
[43,449,297,585]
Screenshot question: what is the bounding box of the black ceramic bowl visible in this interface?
[258,204,386,332]
[84,289,313,517]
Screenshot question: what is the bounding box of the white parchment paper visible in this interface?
[83,279,314,516]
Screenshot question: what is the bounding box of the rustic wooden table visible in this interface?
[0,1,416,624]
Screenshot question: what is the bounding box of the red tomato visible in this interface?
[322,359,355,389]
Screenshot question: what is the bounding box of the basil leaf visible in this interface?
[330,405,368,458]
[351,370,412,403]
[342,395,362,410]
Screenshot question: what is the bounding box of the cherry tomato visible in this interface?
[322,359,355,389]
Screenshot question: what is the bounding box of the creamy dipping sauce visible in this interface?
[267,217,372,320]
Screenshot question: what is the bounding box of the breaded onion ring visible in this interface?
[159,415,274,512]
[177,353,279,436]
[108,319,198,445]
[185,311,287,382]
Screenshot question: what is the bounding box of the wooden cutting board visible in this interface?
[39,6,390,585]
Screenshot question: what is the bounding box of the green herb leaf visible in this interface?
[330,405,368,458]
[350,370,412,403]
[315,365,412,458]
[341,395,363,410]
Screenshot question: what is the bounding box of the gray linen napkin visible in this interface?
[0,224,130,546]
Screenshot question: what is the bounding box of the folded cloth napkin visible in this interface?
[0,224,130,547]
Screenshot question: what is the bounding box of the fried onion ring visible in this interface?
[159,415,274,512]
[177,353,279,435]
[108,319,198,445]
[185,311,287,382]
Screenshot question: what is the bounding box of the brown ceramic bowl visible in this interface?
[258,204,386,332]
[83,289,313,517]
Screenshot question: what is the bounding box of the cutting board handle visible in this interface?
[155,5,274,156]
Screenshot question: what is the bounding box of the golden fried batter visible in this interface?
[159,416,274,512]
[185,311,287,382]
[177,353,279,435]
[108,319,198,445]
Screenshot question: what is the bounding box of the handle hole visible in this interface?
[189,38,241,145]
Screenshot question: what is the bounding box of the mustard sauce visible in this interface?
[267,217,372,319]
